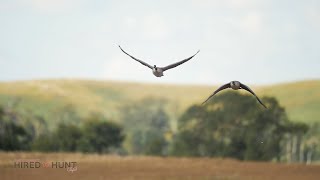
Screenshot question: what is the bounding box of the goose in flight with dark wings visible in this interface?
[202,81,267,108]
[119,45,200,77]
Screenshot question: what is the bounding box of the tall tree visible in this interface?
[172,91,300,161]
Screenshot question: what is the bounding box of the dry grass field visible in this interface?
[1,80,320,124]
[0,152,320,180]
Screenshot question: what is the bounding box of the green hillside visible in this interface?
[258,80,320,123]
[0,79,319,126]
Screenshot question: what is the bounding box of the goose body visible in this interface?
[119,45,199,77]
[202,81,267,108]
[152,66,164,77]
[230,81,241,90]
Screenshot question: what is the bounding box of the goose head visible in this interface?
[153,65,157,71]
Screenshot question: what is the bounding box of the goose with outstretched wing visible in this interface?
[119,45,199,77]
[202,81,267,108]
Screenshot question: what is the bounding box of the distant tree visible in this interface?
[284,122,310,163]
[127,129,167,155]
[144,130,167,155]
[32,123,82,152]
[0,106,32,151]
[120,98,170,156]
[172,91,300,161]
[78,114,124,153]
[303,123,320,163]
[121,97,169,130]
[54,123,82,152]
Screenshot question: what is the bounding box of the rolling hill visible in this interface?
[0,79,319,128]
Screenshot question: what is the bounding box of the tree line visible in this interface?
[0,108,123,153]
[0,92,319,162]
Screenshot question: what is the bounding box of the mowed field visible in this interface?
[0,153,320,180]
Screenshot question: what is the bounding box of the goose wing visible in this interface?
[202,83,230,105]
[161,50,200,71]
[240,83,267,108]
[119,45,153,69]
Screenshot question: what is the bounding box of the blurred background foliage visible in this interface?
[0,80,320,163]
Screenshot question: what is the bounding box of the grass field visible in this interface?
[0,79,320,126]
[0,152,320,180]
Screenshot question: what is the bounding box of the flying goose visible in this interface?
[202,81,267,108]
[119,45,200,77]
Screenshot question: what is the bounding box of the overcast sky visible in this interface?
[0,0,319,85]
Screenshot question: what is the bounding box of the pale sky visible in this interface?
[0,0,319,85]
